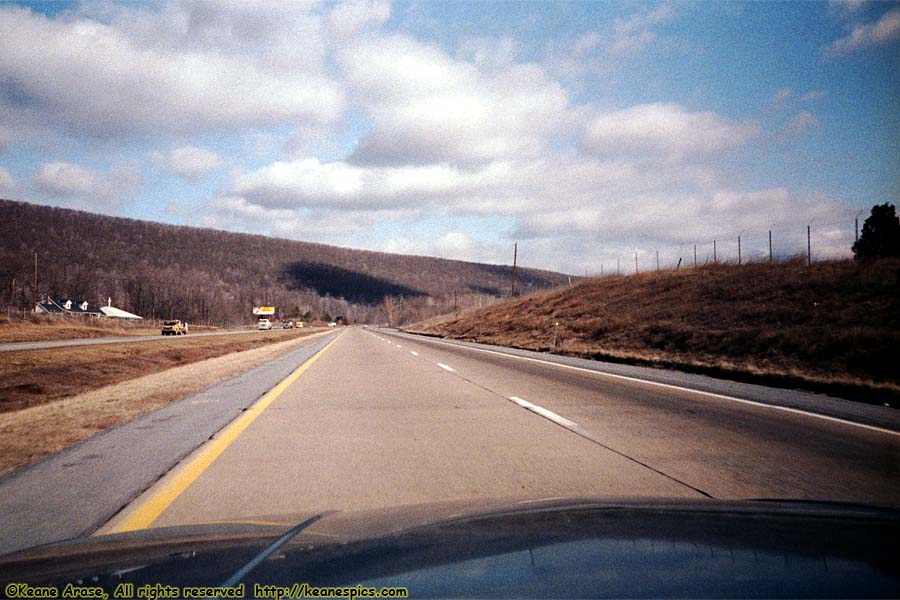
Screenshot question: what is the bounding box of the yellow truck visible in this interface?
[161,320,188,335]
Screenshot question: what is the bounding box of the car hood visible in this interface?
[1,497,899,598]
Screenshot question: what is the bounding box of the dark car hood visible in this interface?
[2,497,899,598]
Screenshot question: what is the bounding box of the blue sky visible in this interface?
[0,0,897,273]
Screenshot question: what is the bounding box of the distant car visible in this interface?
[161,320,187,335]
[282,320,294,329]
[328,321,337,328]
[258,318,272,331]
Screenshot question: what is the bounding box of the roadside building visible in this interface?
[35,297,143,320]
[35,297,103,317]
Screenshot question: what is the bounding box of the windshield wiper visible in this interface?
[219,511,335,589]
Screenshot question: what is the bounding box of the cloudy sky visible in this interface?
[1,0,898,274]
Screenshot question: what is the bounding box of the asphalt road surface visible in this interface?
[100,326,899,534]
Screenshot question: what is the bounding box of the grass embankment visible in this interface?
[0,314,220,344]
[0,329,334,476]
[0,328,322,413]
[406,259,900,404]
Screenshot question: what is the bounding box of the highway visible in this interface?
[1,325,897,554]
[100,326,899,534]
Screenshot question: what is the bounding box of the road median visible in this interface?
[0,330,340,555]
[0,329,333,477]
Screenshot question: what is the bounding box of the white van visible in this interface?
[258,318,272,330]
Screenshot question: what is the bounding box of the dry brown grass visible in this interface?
[0,330,334,476]
[407,258,900,401]
[0,328,325,413]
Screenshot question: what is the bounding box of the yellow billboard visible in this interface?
[252,306,276,316]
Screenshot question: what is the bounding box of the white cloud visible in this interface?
[583,103,758,159]
[779,111,820,139]
[340,34,571,167]
[33,161,139,206]
[829,0,867,18]
[546,2,675,81]
[516,186,848,265]
[152,146,224,180]
[328,0,391,39]
[609,2,674,57]
[0,1,863,272]
[0,4,344,139]
[0,166,16,195]
[380,232,495,263]
[229,157,509,211]
[826,7,900,57]
[772,88,794,109]
[206,144,846,271]
[0,127,12,152]
[457,36,519,73]
[771,89,826,113]
[202,193,419,244]
[798,90,827,102]
[34,162,102,198]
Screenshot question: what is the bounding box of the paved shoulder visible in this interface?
[0,331,338,556]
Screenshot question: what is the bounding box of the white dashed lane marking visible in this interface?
[508,396,579,429]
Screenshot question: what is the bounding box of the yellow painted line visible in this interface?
[107,331,344,533]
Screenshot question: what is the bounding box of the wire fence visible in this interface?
[588,218,862,277]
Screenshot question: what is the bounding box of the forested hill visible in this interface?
[0,199,571,325]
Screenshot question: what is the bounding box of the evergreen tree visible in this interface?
[853,203,900,259]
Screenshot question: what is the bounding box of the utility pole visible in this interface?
[600,264,603,277]
[511,242,518,298]
[738,236,742,265]
[634,252,638,274]
[33,252,38,313]
[807,225,811,267]
[693,244,697,268]
[768,230,773,263]
[655,250,659,272]
[617,258,620,274]
[713,240,717,264]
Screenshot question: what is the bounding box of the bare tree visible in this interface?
[382,295,398,327]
